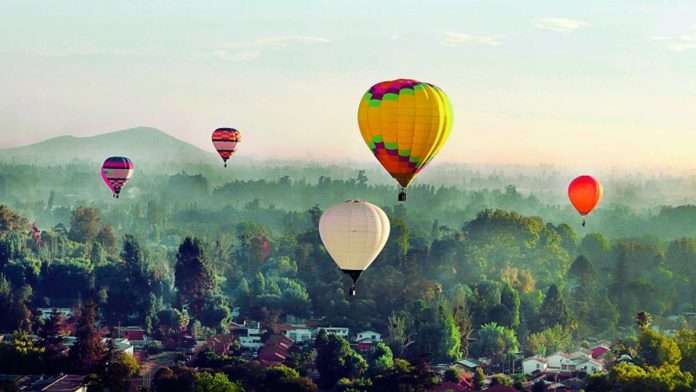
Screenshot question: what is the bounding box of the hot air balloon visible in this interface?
[319,200,390,296]
[101,157,134,198]
[568,175,603,226]
[358,79,453,201]
[212,128,241,167]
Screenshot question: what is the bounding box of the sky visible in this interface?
[1,0,696,172]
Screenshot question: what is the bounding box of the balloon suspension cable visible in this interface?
[398,187,407,202]
[582,219,586,227]
[343,270,363,298]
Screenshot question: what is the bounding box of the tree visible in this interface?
[0,205,28,233]
[386,311,413,357]
[369,342,394,374]
[538,285,571,330]
[638,327,681,367]
[315,331,367,389]
[175,237,215,318]
[96,225,117,253]
[69,301,105,373]
[194,372,242,392]
[103,352,140,392]
[676,327,696,375]
[406,299,461,363]
[40,309,69,373]
[473,367,486,390]
[473,322,519,364]
[68,207,100,243]
[525,325,573,356]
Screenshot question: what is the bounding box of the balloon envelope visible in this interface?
[101,157,134,197]
[212,128,241,166]
[568,175,602,216]
[319,200,390,294]
[358,79,453,191]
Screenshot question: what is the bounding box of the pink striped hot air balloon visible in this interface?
[212,128,241,167]
[101,156,134,198]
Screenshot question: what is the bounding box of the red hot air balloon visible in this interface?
[568,175,603,226]
[101,157,134,198]
[212,128,241,167]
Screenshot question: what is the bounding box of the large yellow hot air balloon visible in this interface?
[319,200,390,296]
[358,78,453,201]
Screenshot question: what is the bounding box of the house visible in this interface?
[239,336,263,351]
[113,338,135,356]
[37,307,73,321]
[316,327,349,338]
[591,344,610,359]
[258,335,294,366]
[575,358,605,374]
[454,358,480,372]
[546,352,575,372]
[206,335,239,356]
[284,327,314,344]
[42,374,87,392]
[355,330,382,343]
[522,356,548,375]
[114,326,147,345]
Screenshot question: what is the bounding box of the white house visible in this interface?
[37,307,73,321]
[284,327,314,343]
[355,331,382,343]
[522,356,548,375]
[316,327,350,338]
[239,336,263,351]
[546,352,575,372]
[576,358,605,374]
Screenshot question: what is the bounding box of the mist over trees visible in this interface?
[4,159,696,389]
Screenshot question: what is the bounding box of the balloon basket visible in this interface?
[398,190,407,202]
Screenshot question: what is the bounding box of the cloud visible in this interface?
[214,35,330,61]
[442,32,501,47]
[534,17,589,33]
[651,28,696,52]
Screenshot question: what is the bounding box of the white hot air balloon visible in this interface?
[319,200,390,296]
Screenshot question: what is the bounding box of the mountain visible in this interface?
[0,127,218,166]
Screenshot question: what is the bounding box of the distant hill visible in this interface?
[0,127,218,166]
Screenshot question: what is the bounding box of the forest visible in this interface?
[3,161,696,391]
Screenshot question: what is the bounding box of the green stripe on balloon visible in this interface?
[383,93,399,101]
[399,88,415,96]
[368,100,381,108]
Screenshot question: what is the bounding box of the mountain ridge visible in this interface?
[0,127,218,166]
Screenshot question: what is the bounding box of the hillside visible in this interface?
[0,127,218,166]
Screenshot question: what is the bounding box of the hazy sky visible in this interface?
[1,1,696,171]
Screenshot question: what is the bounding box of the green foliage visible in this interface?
[638,327,682,367]
[175,237,215,319]
[68,207,101,243]
[194,372,242,392]
[315,331,367,389]
[473,322,519,363]
[525,325,573,356]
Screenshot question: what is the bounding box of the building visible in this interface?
[37,307,73,321]
[284,327,314,343]
[591,344,610,359]
[239,335,263,351]
[316,327,349,338]
[575,358,605,374]
[42,374,87,392]
[258,334,294,366]
[522,356,548,375]
[355,330,382,343]
[114,326,147,345]
[546,352,575,372]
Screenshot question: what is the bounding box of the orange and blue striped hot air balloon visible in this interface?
[358,79,453,201]
[101,156,134,198]
[212,128,241,167]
